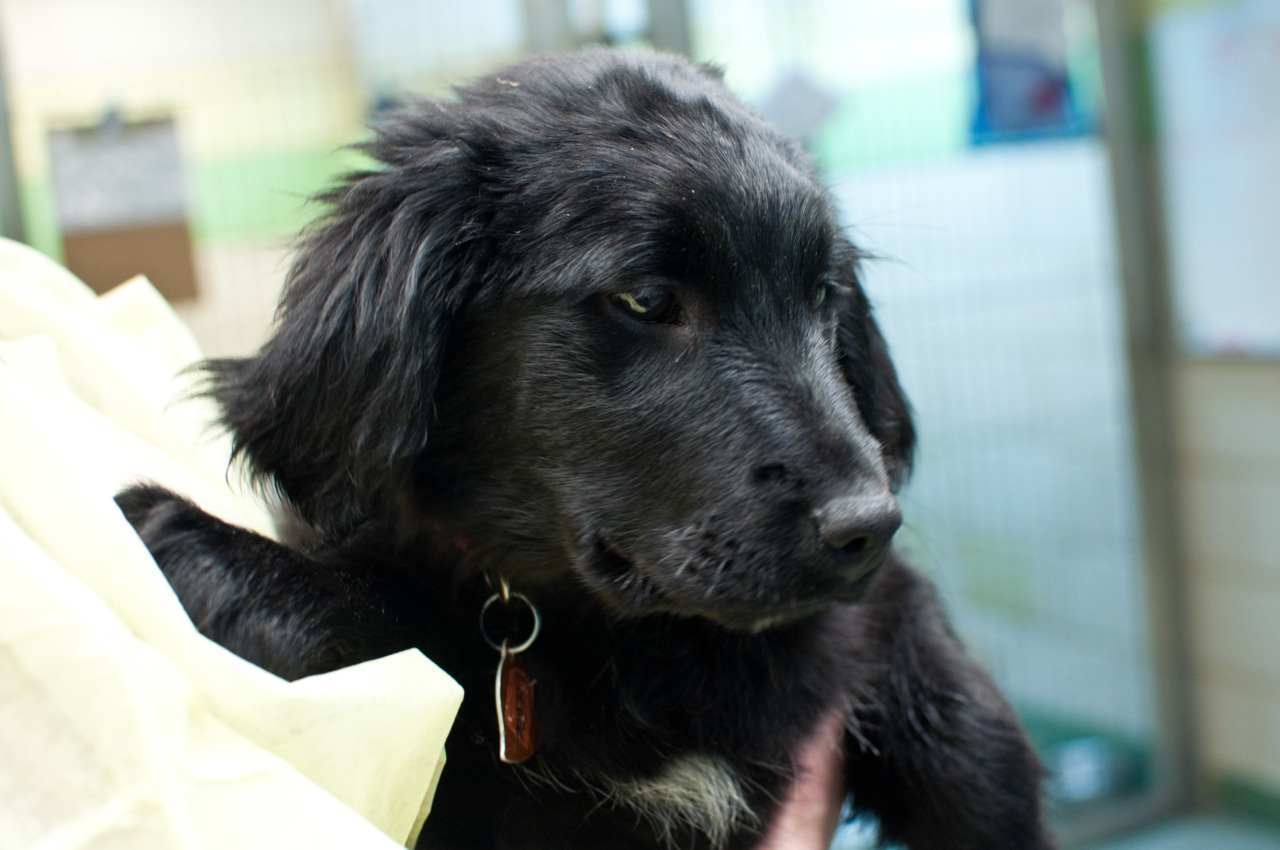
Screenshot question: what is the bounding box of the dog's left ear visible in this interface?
[834,241,916,488]
[202,105,489,539]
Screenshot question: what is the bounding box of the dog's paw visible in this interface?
[114,483,216,558]
[115,482,182,524]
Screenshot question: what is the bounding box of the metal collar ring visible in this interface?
[480,591,541,653]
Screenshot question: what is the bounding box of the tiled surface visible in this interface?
[1174,360,1280,796]
[1183,475,1280,575]
[1199,679,1280,790]
[1176,364,1280,476]
[1194,583,1280,684]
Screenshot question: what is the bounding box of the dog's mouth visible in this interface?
[586,536,665,609]
[582,532,877,632]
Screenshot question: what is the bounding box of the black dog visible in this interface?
[118,50,1055,849]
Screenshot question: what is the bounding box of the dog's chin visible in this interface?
[689,566,883,634]
[579,535,881,634]
[694,602,832,634]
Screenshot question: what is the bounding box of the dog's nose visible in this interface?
[812,490,902,568]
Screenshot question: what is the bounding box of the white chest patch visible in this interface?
[608,753,756,848]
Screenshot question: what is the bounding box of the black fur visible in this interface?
[117,50,1054,849]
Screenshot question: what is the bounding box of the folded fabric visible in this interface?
[0,238,463,850]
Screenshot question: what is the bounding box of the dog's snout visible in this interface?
[812,491,902,565]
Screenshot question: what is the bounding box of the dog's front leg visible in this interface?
[116,484,424,680]
[842,558,1057,850]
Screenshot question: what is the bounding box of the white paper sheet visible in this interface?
[0,238,463,849]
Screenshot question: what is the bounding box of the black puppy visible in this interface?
[118,50,1055,849]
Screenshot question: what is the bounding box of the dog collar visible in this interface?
[480,578,541,764]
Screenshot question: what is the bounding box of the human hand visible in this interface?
[757,708,847,849]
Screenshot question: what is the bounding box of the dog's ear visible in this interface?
[834,241,916,489]
[202,106,489,539]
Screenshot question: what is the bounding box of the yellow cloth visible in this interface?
[0,238,463,849]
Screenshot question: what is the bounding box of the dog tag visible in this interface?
[496,643,538,763]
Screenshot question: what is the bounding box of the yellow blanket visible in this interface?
[0,238,463,849]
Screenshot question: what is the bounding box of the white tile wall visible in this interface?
[1175,360,1280,795]
[1199,671,1280,790]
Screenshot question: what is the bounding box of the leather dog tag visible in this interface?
[497,647,538,763]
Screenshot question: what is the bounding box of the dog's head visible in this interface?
[208,50,914,631]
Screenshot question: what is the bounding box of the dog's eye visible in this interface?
[610,287,679,324]
[814,282,848,311]
[815,281,854,312]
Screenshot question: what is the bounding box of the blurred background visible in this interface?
[0,0,1276,847]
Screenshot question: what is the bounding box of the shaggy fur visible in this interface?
[117,50,1056,849]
